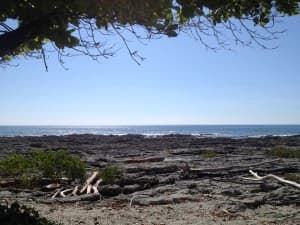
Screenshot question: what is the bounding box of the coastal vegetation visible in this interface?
[285,174,300,183]
[0,202,60,225]
[98,165,123,184]
[0,149,86,187]
[266,146,300,159]
[31,149,86,182]
[199,150,218,158]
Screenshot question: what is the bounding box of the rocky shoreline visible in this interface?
[0,134,299,225]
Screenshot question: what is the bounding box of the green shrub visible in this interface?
[285,174,300,183]
[0,154,32,177]
[199,151,217,158]
[0,154,36,187]
[0,149,86,187]
[266,146,300,159]
[98,165,123,184]
[0,202,60,225]
[31,149,86,182]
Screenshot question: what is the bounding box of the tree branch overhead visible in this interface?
[0,0,299,67]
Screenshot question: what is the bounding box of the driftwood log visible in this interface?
[80,171,99,194]
[51,171,102,199]
[51,188,64,199]
[190,159,280,174]
[40,194,101,204]
[244,170,300,189]
[188,159,300,178]
[72,186,79,196]
[60,188,73,198]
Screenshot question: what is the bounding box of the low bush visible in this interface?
[0,154,32,177]
[199,151,217,158]
[31,149,86,182]
[0,149,86,187]
[98,165,123,184]
[285,174,300,183]
[0,154,35,187]
[266,146,300,159]
[0,202,60,225]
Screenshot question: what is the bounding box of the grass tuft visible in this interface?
[266,146,300,159]
[199,151,217,158]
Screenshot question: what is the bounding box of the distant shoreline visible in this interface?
[0,124,300,138]
[1,133,300,139]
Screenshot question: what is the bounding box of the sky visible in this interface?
[0,16,300,125]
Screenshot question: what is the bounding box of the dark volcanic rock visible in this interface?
[125,164,178,175]
[0,134,300,209]
[221,189,242,197]
[1,134,300,160]
[134,176,159,188]
[99,185,122,197]
[266,187,300,206]
[158,175,179,185]
[122,184,142,194]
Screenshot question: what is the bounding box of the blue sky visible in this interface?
[1,16,300,125]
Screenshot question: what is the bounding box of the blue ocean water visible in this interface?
[0,125,300,137]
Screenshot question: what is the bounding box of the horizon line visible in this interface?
[1,124,300,127]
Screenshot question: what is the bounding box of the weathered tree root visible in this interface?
[244,170,300,189]
[51,171,102,199]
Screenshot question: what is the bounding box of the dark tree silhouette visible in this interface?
[0,0,299,68]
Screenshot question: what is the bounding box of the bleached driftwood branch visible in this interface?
[80,171,99,194]
[92,186,99,194]
[72,185,79,196]
[51,188,63,199]
[92,179,102,194]
[190,159,280,173]
[60,188,73,198]
[51,171,102,199]
[244,170,300,189]
[94,179,102,189]
[40,194,101,204]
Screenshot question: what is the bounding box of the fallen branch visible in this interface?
[80,171,99,194]
[244,170,300,189]
[72,185,79,196]
[60,188,73,198]
[51,171,102,199]
[190,159,280,174]
[44,183,61,190]
[40,194,101,204]
[87,184,92,194]
[51,188,63,199]
[92,186,99,194]
[94,179,102,189]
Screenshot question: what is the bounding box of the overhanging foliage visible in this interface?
[0,1,299,67]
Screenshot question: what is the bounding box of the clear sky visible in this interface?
[1,16,300,125]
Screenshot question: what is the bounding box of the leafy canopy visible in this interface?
[0,0,299,66]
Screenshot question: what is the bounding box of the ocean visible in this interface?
[0,125,300,138]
